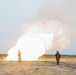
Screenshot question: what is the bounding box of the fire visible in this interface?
[6,20,70,61]
[6,36,45,61]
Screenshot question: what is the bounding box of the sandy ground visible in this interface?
[0,60,76,75]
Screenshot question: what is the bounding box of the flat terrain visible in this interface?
[0,55,76,75]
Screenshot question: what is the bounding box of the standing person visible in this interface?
[18,50,22,63]
[55,51,61,65]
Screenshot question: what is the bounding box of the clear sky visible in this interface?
[0,0,76,55]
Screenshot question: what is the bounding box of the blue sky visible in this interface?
[0,0,43,53]
[0,0,76,55]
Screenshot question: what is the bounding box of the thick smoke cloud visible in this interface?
[6,20,70,60]
[21,20,70,51]
[38,0,76,37]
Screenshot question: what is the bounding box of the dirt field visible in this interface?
[0,55,76,75]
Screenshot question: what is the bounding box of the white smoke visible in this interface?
[21,19,70,50]
[38,0,76,37]
[6,20,70,60]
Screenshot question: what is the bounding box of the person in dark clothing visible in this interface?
[18,50,22,63]
[55,51,61,65]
